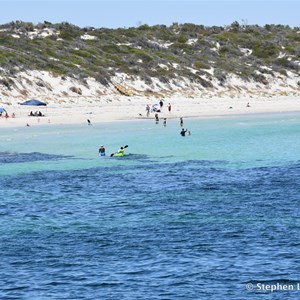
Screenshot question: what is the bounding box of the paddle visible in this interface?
[110,145,128,157]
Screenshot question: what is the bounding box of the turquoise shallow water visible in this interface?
[0,113,300,299]
[1,112,299,174]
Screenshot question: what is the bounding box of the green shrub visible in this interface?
[275,57,290,67]
[177,35,188,43]
[0,21,299,90]
[194,60,210,69]
[252,42,279,59]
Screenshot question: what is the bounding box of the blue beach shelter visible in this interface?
[20,99,47,106]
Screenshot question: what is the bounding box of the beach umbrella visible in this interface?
[20,99,47,106]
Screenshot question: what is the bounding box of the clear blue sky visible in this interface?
[0,0,299,29]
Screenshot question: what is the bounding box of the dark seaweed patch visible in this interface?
[0,152,72,164]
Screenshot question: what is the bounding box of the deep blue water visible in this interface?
[1,114,300,299]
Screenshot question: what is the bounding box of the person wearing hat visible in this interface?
[99,145,105,156]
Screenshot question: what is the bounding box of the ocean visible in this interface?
[0,113,299,299]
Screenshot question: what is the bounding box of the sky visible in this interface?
[0,0,299,29]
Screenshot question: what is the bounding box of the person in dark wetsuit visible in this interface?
[180,117,184,127]
[163,118,167,127]
[99,145,105,156]
[180,128,188,136]
[159,100,164,109]
[167,103,171,112]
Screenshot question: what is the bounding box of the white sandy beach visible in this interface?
[0,68,300,128]
[1,94,300,128]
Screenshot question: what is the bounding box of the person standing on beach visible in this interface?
[167,103,171,112]
[146,105,150,117]
[159,100,164,110]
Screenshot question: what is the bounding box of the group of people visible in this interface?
[154,115,167,127]
[153,113,191,135]
[180,118,191,136]
[29,111,44,117]
[0,111,15,118]
[98,116,190,158]
[146,104,161,116]
[98,145,125,157]
[145,100,172,117]
[159,100,172,112]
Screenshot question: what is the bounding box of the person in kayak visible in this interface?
[117,147,125,155]
[110,145,128,157]
[99,145,105,156]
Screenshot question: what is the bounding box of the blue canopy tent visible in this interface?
[20,99,47,106]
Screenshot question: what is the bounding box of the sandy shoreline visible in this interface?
[1,95,300,128]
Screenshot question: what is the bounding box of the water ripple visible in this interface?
[0,160,299,299]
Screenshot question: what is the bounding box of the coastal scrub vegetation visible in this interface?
[0,21,299,87]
